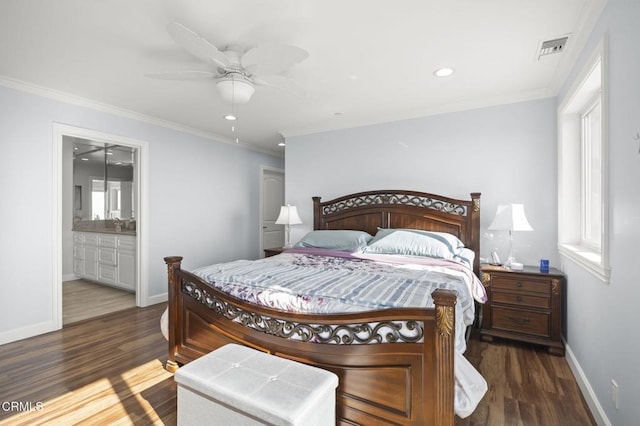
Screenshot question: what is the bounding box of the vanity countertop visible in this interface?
[73,228,136,236]
[73,219,136,236]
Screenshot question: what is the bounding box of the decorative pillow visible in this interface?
[294,230,373,251]
[364,228,465,259]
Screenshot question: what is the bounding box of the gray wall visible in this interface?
[557,0,640,424]
[285,98,558,267]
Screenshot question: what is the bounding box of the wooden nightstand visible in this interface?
[263,247,284,257]
[480,265,565,356]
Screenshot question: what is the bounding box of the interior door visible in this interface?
[261,169,285,256]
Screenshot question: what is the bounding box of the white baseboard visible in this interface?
[565,342,610,426]
[62,274,79,282]
[1,292,167,346]
[0,320,58,346]
[141,292,167,307]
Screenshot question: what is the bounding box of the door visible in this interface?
[261,168,285,256]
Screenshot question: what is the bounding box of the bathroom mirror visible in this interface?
[71,138,137,221]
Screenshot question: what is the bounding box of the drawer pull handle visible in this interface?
[507,316,530,325]
[516,296,523,302]
[516,281,523,288]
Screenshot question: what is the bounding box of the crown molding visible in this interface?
[281,88,554,139]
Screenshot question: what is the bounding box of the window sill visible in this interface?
[558,244,610,283]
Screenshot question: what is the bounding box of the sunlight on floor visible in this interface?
[1,359,173,425]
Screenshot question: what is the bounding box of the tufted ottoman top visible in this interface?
[174,344,339,425]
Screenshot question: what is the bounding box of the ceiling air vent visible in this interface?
[538,36,569,60]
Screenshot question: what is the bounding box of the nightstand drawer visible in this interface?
[492,291,550,309]
[492,276,550,295]
[492,307,550,337]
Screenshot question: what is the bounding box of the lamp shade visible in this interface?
[275,205,302,225]
[488,204,533,232]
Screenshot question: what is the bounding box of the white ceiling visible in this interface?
[0,0,605,155]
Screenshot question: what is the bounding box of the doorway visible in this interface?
[63,137,138,324]
[260,167,285,256]
[53,124,148,330]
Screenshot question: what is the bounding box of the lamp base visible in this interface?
[504,254,524,270]
[509,262,524,271]
[282,225,293,249]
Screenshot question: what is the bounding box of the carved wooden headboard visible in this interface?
[312,190,481,274]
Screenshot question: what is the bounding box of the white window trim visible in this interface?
[557,37,610,283]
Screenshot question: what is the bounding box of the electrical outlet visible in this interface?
[611,380,619,409]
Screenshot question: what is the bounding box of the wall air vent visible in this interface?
[538,36,569,60]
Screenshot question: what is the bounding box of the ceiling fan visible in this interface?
[147,22,309,104]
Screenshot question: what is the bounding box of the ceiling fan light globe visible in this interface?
[216,77,255,103]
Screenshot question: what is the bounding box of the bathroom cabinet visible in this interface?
[73,231,136,291]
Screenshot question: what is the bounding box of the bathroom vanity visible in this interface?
[73,230,136,291]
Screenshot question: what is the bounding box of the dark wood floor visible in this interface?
[456,330,595,426]
[0,304,175,425]
[0,305,594,425]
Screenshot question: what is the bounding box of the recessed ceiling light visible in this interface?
[224,114,237,121]
[278,142,286,147]
[81,158,89,161]
[433,67,455,77]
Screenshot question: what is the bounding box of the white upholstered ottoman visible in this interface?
[174,344,339,426]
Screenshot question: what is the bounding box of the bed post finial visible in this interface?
[164,256,183,281]
[164,256,183,265]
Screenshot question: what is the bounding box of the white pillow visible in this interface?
[295,230,373,251]
[364,228,464,259]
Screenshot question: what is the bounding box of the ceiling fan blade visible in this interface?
[241,44,308,76]
[253,74,304,98]
[145,70,216,80]
[167,22,231,69]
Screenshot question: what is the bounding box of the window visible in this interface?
[91,178,122,219]
[92,179,105,220]
[558,39,609,282]
[581,97,602,250]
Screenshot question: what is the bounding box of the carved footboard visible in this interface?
[165,256,457,425]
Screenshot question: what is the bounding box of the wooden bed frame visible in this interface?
[164,189,481,425]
